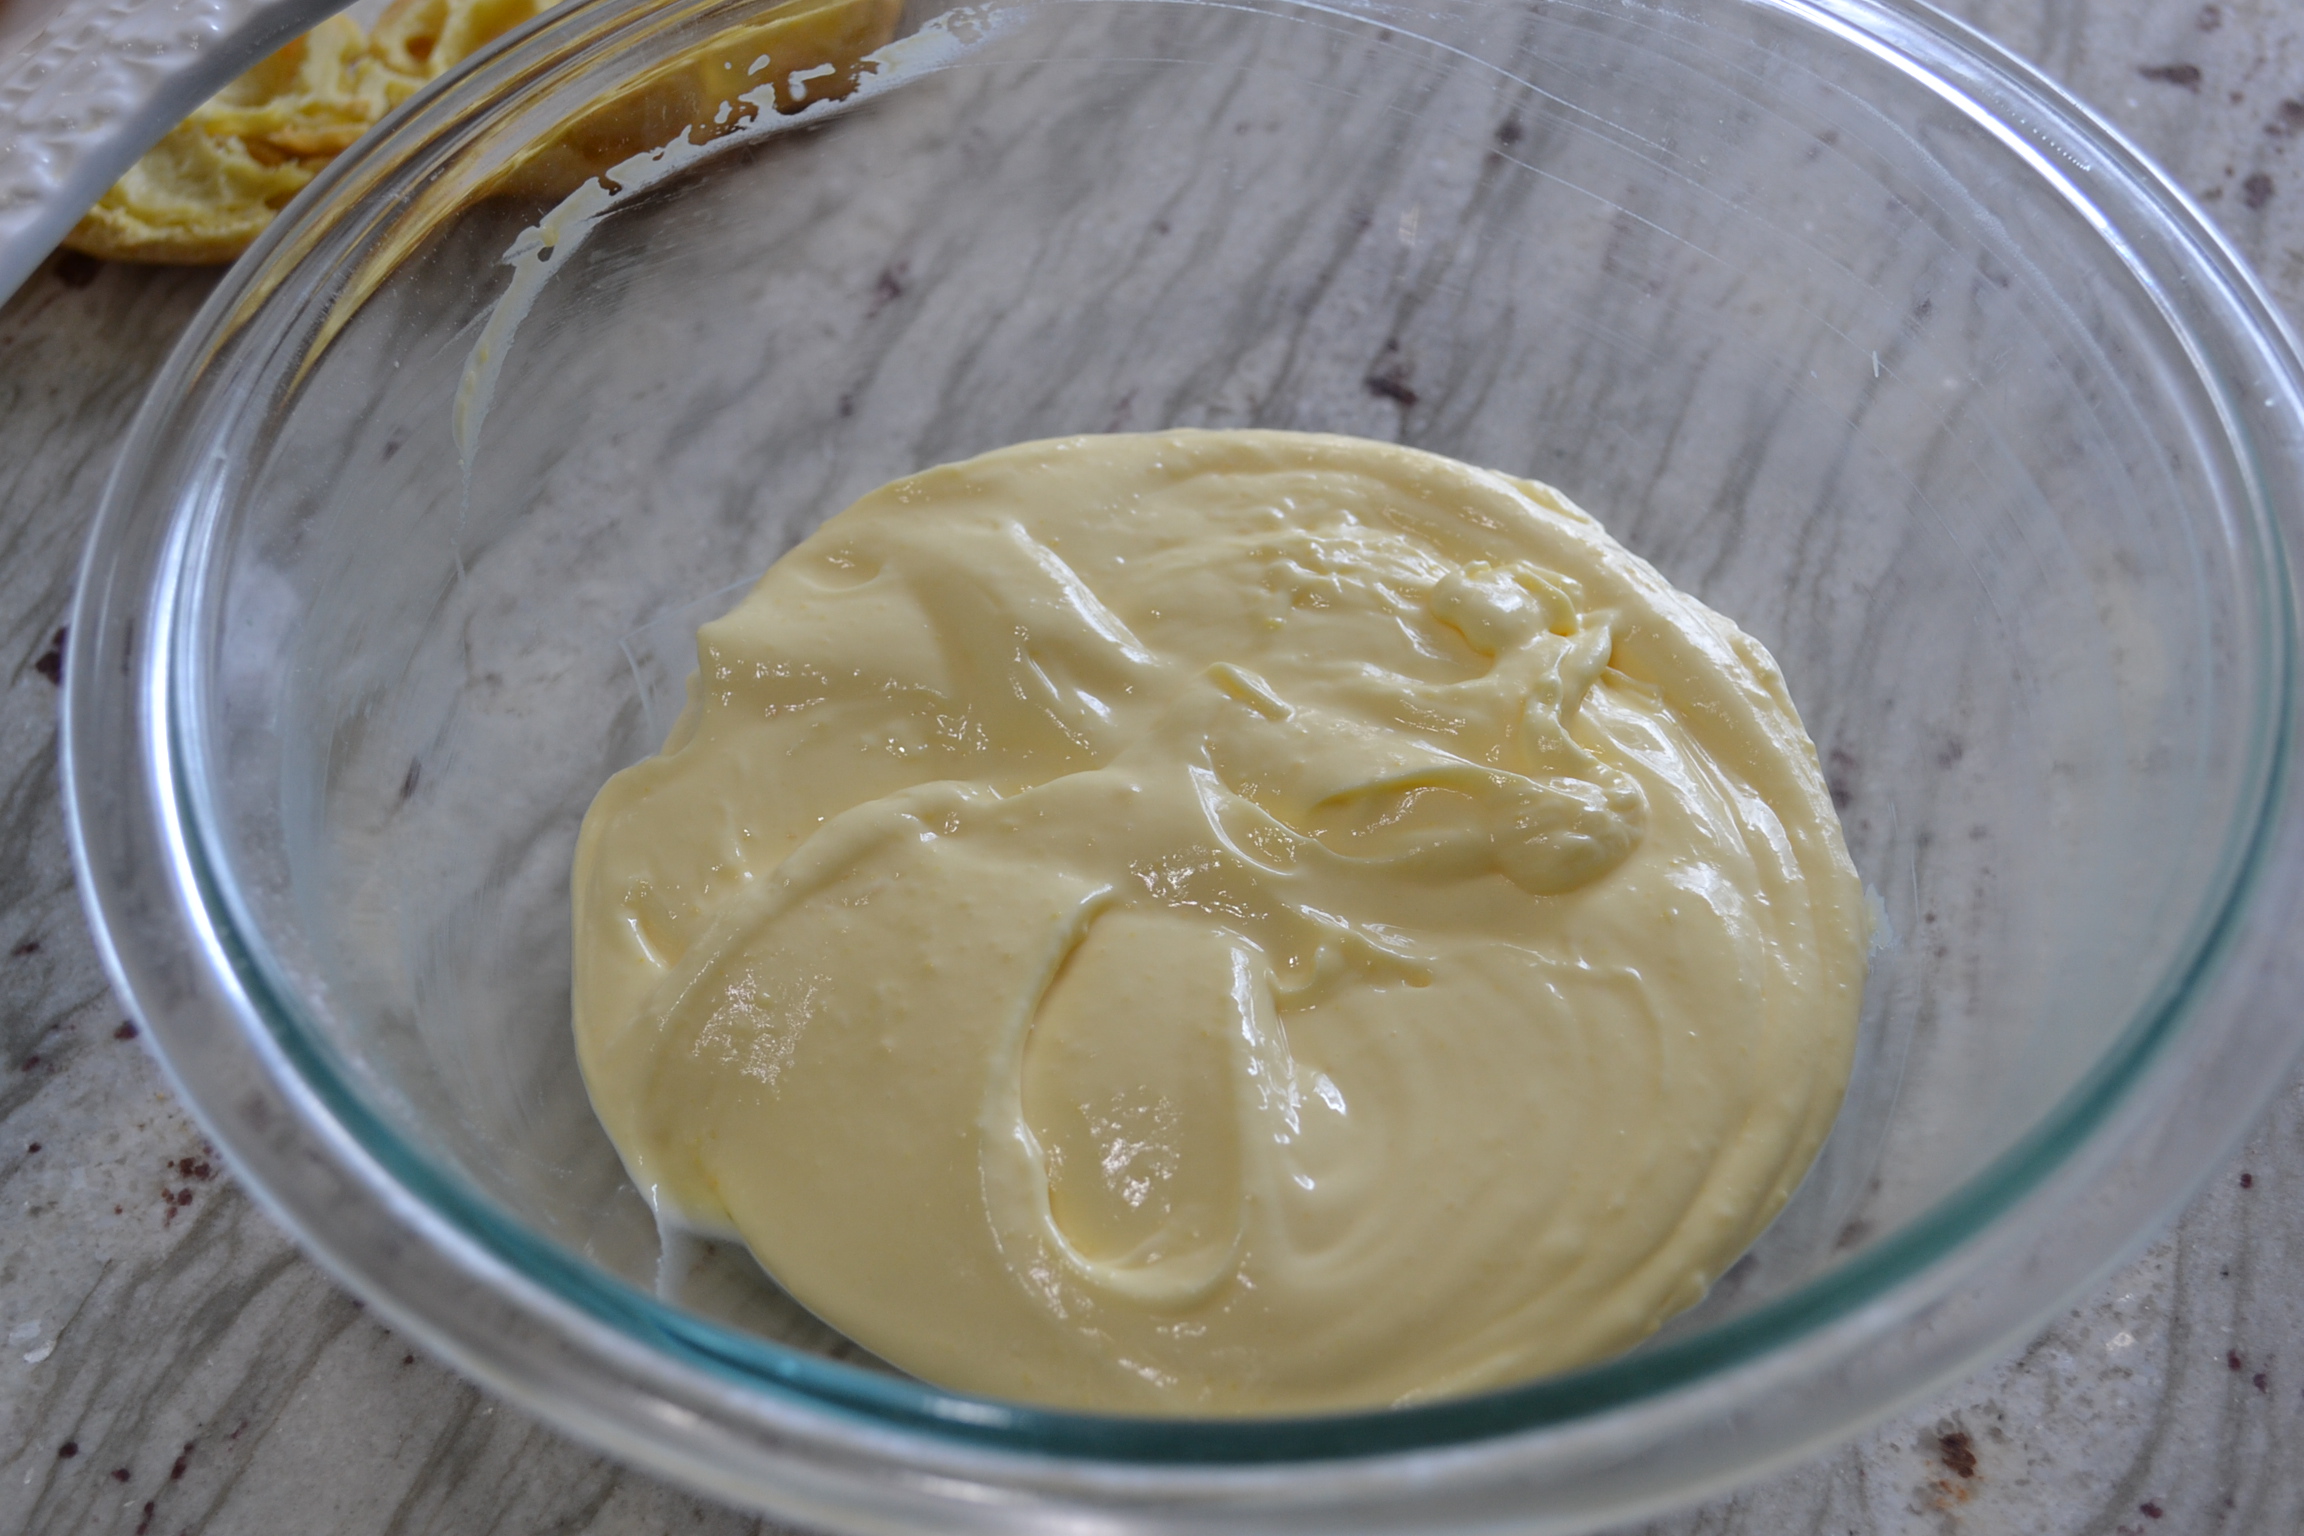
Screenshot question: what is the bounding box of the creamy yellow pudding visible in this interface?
[571,430,1866,1414]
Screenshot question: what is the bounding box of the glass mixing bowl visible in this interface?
[63,0,2304,1528]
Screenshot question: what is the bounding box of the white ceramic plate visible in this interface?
[0,0,354,300]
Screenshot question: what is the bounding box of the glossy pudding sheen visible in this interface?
[570,430,1866,1414]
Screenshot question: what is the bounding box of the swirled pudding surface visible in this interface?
[572,429,1865,1413]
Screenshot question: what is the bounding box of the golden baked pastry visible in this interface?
[367,0,562,77]
[66,16,422,264]
[65,0,901,265]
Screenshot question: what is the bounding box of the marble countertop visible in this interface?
[5,0,2304,1530]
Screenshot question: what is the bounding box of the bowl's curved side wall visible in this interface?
[61,0,2304,1529]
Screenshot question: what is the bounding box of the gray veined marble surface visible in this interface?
[5,0,2304,1531]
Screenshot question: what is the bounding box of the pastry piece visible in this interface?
[65,0,901,264]
[66,17,423,264]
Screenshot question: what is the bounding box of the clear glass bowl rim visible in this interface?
[62,0,2304,1517]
